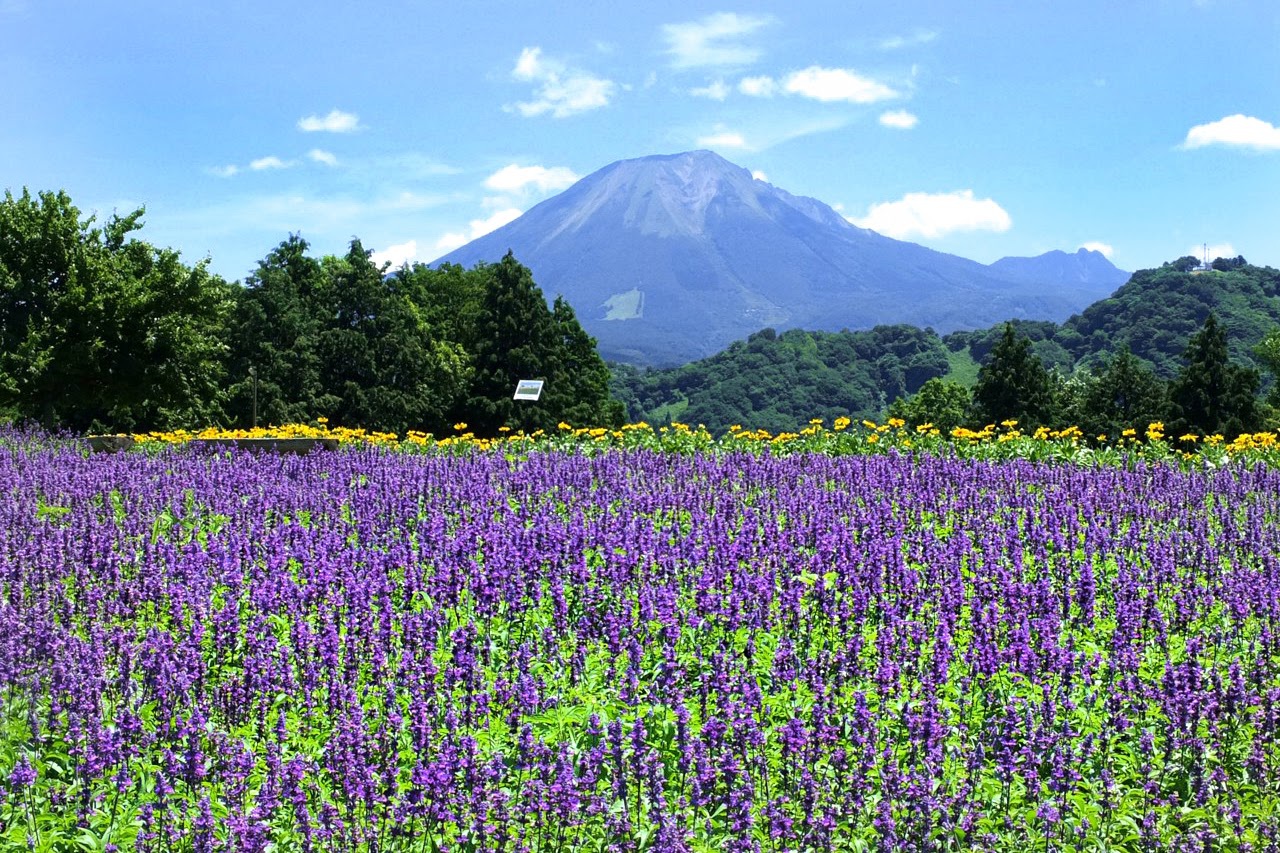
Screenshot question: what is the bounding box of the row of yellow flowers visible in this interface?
[120,417,1280,468]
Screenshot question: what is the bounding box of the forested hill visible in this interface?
[610,326,951,435]
[613,258,1280,435]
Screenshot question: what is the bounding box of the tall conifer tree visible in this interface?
[971,323,1057,427]
[1168,313,1260,437]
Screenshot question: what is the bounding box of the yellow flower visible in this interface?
[1122,428,1137,437]
[809,417,824,425]
[1001,419,1018,429]
[833,416,851,431]
[1179,433,1198,443]
[453,422,468,431]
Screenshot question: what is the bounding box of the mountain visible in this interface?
[435,151,1126,366]
[989,248,1130,291]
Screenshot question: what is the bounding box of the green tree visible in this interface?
[0,189,231,431]
[1076,348,1168,440]
[1254,327,1280,425]
[455,252,618,434]
[1167,313,1261,437]
[226,235,329,426]
[316,241,469,433]
[462,253,560,434]
[887,378,971,432]
[544,296,625,428]
[971,323,1058,427]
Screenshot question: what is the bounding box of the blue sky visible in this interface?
[3,1,1278,283]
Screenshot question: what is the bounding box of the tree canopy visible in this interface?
[0,190,622,435]
[0,189,232,431]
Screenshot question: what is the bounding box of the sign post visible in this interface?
[513,379,544,401]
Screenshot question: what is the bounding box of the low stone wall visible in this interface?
[189,438,340,454]
[85,435,136,453]
[85,436,340,454]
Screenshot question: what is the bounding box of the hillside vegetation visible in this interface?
[615,259,1280,437]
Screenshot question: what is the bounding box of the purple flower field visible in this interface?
[3,438,1280,851]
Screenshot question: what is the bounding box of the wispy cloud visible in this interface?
[751,169,769,182]
[297,109,362,133]
[737,67,898,104]
[208,165,240,178]
[879,29,938,50]
[850,190,1012,239]
[1188,242,1237,261]
[690,80,730,100]
[782,67,898,103]
[1081,241,1114,258]
[484,164,580,194]
[1182,114,1280,151]
[879,110,918,129]
[371,239,420,269]
[738,76,777,97]
[249,156,292,171]
[662,12,774,69]
[696,130,749,149]
[508,46,615,118]
[308,149,338,166]
[434,208,523,254]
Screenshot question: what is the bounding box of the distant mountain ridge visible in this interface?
[989,248,1130,289]
[435,151,1128,366]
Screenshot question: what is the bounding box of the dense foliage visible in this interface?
[611,326,949,434]
[6,432,1280,851]
[0,190,233,431]
[0,190,620,436]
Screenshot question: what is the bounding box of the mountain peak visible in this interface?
[989,248,1129,290]
[539,150,786,240]
[436,151,1120,365]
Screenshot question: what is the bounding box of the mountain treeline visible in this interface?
[614,258,1280,438]
[0,189,621,435]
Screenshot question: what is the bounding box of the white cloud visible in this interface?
[1182,114,1280,151]
[850,190,1012,239]
[784,67,898,103]
[663,12,774,68]
[1080,241,1114,258]
[690,80,730,100]
[738,75,777,97]
[879,109,918,129]
[433,232,469,254]
[307,149,338,166]
[751,169,769,182]
[434,208,524,254]
[696,130,749,149]
[484,164,580,194]
[249,156,292,171]
[371,240,420,270]
[297,109,361,133]
[880,30,938,50]
[508,47,616,118]
[1188,242,1237,262]
[208,165,239,178]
